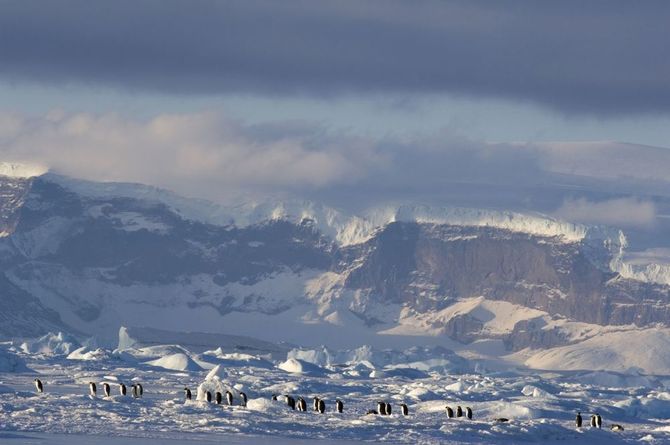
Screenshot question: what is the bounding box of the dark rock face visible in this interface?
[345,222,670,329]
[1,175,669,347]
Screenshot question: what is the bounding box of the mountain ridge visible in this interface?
[0,168,669,370]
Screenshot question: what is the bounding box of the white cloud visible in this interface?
[554,197,657,228]
[0,110,379,201]
[2,109,670,234]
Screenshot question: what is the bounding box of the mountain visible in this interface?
[2,164,670,372]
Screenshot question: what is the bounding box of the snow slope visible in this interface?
[523,328,670,374]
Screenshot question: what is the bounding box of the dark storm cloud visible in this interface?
[1,0,669,113]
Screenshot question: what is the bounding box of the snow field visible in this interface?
[1,340,670,444]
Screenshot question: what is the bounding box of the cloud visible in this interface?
[2,108,670,230]
[0,109,551,207]
[0,110,380,200]
[554,197,657,228]
[1,1,669,114]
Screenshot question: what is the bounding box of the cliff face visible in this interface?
[1,174,669,349]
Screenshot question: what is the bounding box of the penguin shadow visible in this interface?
[15,389,43,399]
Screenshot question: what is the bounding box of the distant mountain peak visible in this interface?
[0,162,49,178]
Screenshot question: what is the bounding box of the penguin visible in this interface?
[495,418,509,423]
[313,397,320,412]
[366,409,378,415]
[240,392,248,407]
[318,398,325,414]
[377,401,387,416]
[137,383,143,398]
[34,378,43,394]
[466,406,473,420]
[184,387,192,400]
[272,394,278,401]
[446,406,454,418]
[590,415,596,427]
[335,399,343,413]
[385,402,392,416]
[610,424,624,432]
[205,391,212,403]
[575,412,582,428]
[226,390,234,406]
[596,414,602,429]
[400,403,409,416]
[131,384,139,399]
[89,382,97,397]
[285,395,296,410]
[119,383,127,396]
[456,405,463,417]
[215,391,222,405]
[102,382,110,397]
[297,397,306,412]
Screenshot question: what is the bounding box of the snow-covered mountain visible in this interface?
[2,165,670,373]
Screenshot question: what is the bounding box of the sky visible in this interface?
[1,0,670,238]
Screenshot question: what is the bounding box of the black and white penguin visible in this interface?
[335,399,343,413]
[446,406,454,418]
[366,409,378,415]
[610,424,624,432]
[318,399,325,414]
[89,382,97,397]
[215,391,222,405]
[102,382,110,397]
[184,387,192,400]
[596,414,602,429]
[240,392,248,407]
[272,394,278,401]
[466,407,472,420]
[377,401,387,416]
[119,383,127,396]
[313,397,320,412]
[400,403,409,416]
[495,418,509,423]
[590,414,596,427]
[297,397,306,411]
[575,412,582,428]
[385,402,392,415]
[285,395,296,410]
[226,390,234,406]
[205,391,212,403]
[137,383,143,398]
[131,384,139,398]
[34,378,43,394]
[456,405,463,417]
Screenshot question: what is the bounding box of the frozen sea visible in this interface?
[2,338,670,444]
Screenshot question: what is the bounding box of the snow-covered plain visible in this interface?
[2,335,670,445]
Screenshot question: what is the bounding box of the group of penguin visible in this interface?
[32,377,625,432]
[33,378,143,399]
[366,401,410,416]
[446,405,473,420]
[575,411,624,431]
[184,387,248,407]
[272,394,343,414]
